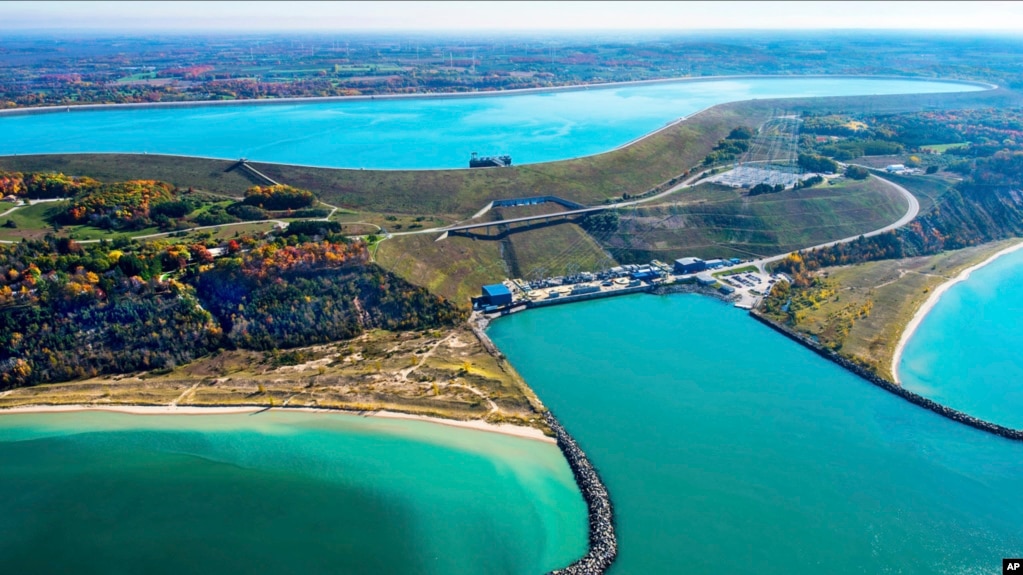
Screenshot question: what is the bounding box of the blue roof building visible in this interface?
[481,283,513,306]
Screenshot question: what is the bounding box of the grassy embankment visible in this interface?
[380,200,613,302]
[858,169,959,213]
[0,327,551,431]
[604,176,907,263]
[758,239,1020,381]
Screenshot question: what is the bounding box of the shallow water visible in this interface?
[0,77,981,169]
[489,293,1023,574]
[0,410,587,575]
[899,247,1023,429]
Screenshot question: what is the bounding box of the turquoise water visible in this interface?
[899,247,1023,429]
[0,77,980,169]
[0,410,587,575]
[489,294,1023,575]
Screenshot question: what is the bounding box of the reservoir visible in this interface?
[488,293,1023,574]
[0,410,588,575]
[0,77,981,170]
[899,246,1023,429]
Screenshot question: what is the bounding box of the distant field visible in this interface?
[920,142,969,153]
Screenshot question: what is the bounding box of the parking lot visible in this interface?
[715,270,781,309]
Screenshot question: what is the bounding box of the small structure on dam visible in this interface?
[469,152,512,168]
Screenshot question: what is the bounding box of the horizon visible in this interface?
[4,1,1022,33]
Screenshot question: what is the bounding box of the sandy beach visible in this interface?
[891,239,1023,384]
[0,403,555,443]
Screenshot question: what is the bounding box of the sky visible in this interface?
[3,1,1021,33]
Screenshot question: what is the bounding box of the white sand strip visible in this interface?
[891,240,1023,384]
[0,404,554,443]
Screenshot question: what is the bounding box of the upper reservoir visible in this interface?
[0,410,588,575]
[898,246,1023,429]
[488,293,1023,574]
[0,77,982,170]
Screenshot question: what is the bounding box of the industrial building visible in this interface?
[479,283,512,306]
[674,257,707,275]
[696,273,717,286]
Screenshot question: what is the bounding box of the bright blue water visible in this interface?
[489,294,1023,575]
[0,410,587,575]
[899,246,1023,429]
[0,77,981,169]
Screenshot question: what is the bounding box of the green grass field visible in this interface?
[0,202,156,242]
[0,200,280,244]
[920,142,969,153]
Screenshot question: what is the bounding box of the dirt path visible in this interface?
[170,382,201,406]
[399,332,455,382]
[449,382,498,414]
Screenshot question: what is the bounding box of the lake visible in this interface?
[0,410,587,575]
[489,293,1023,574]
[0,77,982,170]
[899,246,1023,429]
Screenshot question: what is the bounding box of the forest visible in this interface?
[0,189,465,387]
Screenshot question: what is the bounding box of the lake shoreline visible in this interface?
[0,403,556,443]
[890,239,1023,384]
[0,73,994,117]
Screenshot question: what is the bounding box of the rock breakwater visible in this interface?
[543,410,618,574]
[749,310,1023,442]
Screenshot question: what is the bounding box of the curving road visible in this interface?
[743,173,919,272]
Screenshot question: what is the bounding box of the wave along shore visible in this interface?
[891,239,1023,385]
[0,404,555,443]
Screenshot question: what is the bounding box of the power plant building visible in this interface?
[480,283,513,306]
[674,257,707,275]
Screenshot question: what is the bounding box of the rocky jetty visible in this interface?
[749,310,1023,442]
[544,410,618,574]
